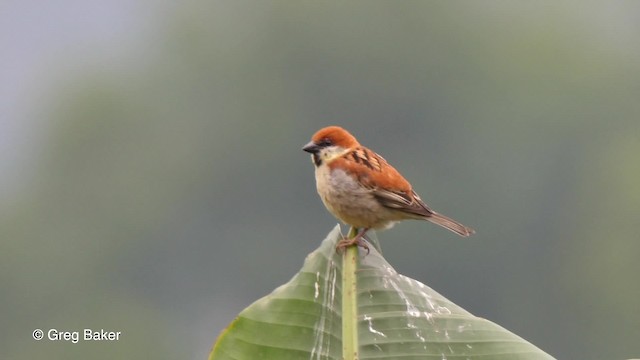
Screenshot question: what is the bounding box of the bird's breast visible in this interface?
[314,166,396,229]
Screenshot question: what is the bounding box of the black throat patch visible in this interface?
[312,153,322,167]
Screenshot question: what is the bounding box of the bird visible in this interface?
[302,126,474,252]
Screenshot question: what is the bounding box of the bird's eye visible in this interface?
[318,138,333,147]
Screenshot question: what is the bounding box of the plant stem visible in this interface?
[342,226,359,360]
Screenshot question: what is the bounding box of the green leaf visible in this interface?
[210,225,555,360]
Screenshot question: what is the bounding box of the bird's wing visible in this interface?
[372,188,434,217]
[329,146,434,217]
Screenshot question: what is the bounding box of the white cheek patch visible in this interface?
[320,146,349,163]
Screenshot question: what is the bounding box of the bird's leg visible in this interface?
[336,227,370,255]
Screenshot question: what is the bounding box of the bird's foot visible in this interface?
[336,228,370,255]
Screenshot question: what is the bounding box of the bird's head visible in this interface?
[303,126,359,167]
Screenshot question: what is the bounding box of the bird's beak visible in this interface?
[302,141,320,154]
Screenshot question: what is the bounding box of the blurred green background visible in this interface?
[2,1,639,359]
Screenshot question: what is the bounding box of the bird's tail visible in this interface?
[427,212,475,237]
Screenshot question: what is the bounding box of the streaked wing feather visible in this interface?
[332,146,434,217]
[373,189,434,217]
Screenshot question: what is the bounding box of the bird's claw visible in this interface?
[336,236,370,255]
